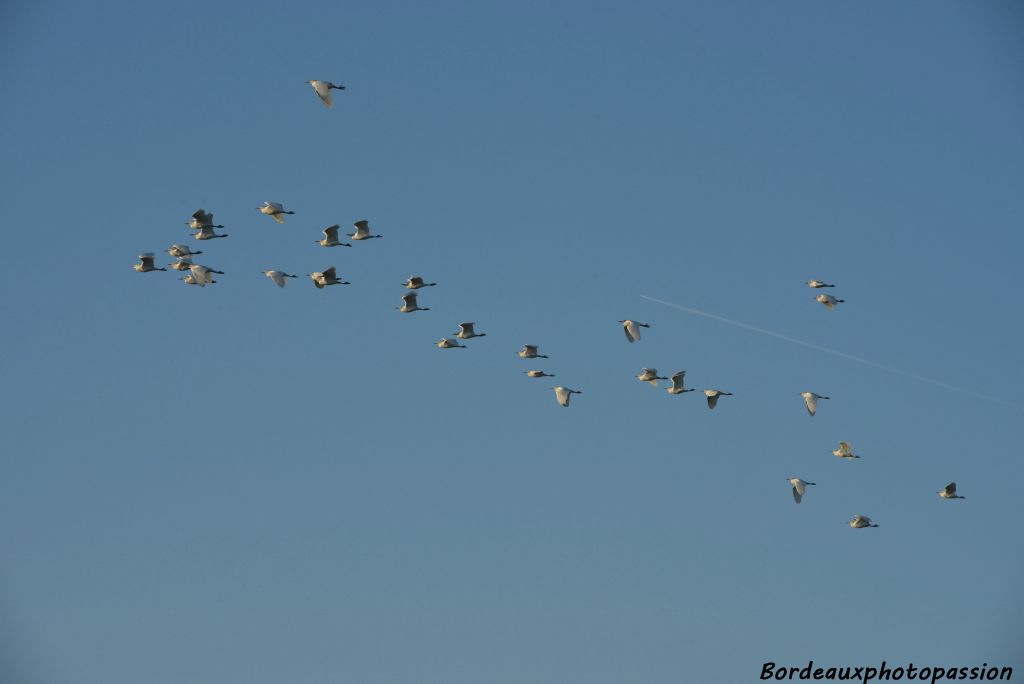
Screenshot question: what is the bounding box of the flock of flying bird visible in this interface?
[133,77,965,531]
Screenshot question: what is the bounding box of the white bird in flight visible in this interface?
[666,371,695,395]
[816,293,845,310]
[397,292,428,312]
[553,386,582,407]
[258,202,295,224]
[788,477,816,504]
[309,267,349,288]
[518,345,547,359]
[806,280,835,289]
[263,270,298,288]
[186,209,223,230]
[133,253,166,272]
[169,256,194,271]
[801,391,830,416]
[525,370,555,378]
[848,515,879,528]
[307,79,345,108]
[636,368,667,386]
[348,220,381,240]
[192,226,228,240]
[938,482,965,500]
[832,441,860,460]
[703,389,733,409]
[437,337,466,349]
[166,244,201,258]
[403,276,437,289]
[619,319,650,343]
[316,225,352,247]
[454,322,485,339]
[188,264,223,287]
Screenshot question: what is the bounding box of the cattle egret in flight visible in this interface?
[437,338,466,349]
[636,368,667,386]
[397,292,428,312]
[666,371,695,395]
[263,270,298,288]
[309,267,349,288]
[801,392,830,416]
[848,515,878,528]
[169,256,193,271]
[525,370,555,378]
[806,280,835,288]
[454,322,485,339]
[193,226,228,240]
[832,441,860,460]
[133,253,166,272]
[553,386,581,407]
[348,220,381,240]
[620,319,650,343]
[816,293,844,309]
[189,264,223,287]
[167,244,201,258]
[258,202,295,224]
[518,345,547,359]
[938,482,964,500]
[316,225,352,247]
[403,276,436,289]
[307,80,345,108]
[788,477,816,504]
[703,389,733,409]
[187,210,223,230]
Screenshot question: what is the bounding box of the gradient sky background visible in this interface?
[1,1,1023,682]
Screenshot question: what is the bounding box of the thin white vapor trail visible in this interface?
[640,294,1022,411]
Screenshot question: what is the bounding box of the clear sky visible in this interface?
[1,1,1022,682]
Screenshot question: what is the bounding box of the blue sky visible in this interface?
[1,1,1022,682]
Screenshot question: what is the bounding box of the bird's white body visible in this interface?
[525,370,554,378]
[309,267,348,288]
[666,371,694,395]
[167,244,201,258]
[620,319,649,343]
[454,322,485,339]
[437,338,466,349]
[636,368,666,386]
[816,294,844,309]
[788,477,816,504]
[703,389,733,409]
[193,226,228,240]
[263,270,297,288]
[938,482,964,499]
[553,386,581,407]
[317,225,351,247]
[259,202,293,224]
[806,280,835,289]
[308,80,344,108]
[133,253,165,273]
[187,209,222,230]
[801,391,830,416]
[518,345,547,359]
[170,256,193,271]
[832,441,859,459]
[398,292,427,312]
[188,264,222,287]
[848,515,878,528]
[403,276,436,289]
[348,220,381,240]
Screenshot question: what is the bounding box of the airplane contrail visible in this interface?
[640,294,1022,411]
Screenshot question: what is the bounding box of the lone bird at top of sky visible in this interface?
[553,386,581,407]
[316,225,352,248]
[938,482,965,500]
[832,441,860,460]
[703,389,733,409]
[518,345,547,359]
[666,371,695,395]
[134,253,166,272]
[816,293,844,310]
[620,319,650,343]
[258,202,295,224]
[348,220,381,240]
[848,515,879,528]
[806,280,835,288]
[801,391,830,416]
[307,80,345,108]
[788,477,816,504]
